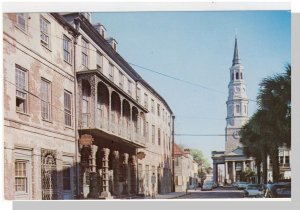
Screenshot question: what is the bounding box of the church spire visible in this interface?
[232,36,240,65]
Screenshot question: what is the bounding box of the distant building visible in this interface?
[173,144,198,192]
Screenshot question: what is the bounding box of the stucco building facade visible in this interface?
[3,12,174,200]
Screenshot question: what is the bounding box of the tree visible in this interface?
[240,64,291,183]
[257,64,291,182]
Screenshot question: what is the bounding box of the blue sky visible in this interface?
[92,11,291,164]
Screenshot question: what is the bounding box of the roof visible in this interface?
[227,147,244,156]
[232,36,241,65]
[173,143,188,157]
[61,13,173,115]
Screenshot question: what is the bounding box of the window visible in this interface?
[128,79,132,95]
[64,91,72,127]
[241,73,243,79]
[96,51,103,69]
[16,66,27,113]
[40,16,50,47]
[109,63,114,81]
[16,13,26,32]
[158,128,161,145]
[285,156,290,164]
[152,125,155,144]
[63,35,71,64]
[144,93,148,109]
[119,71,124,88]
[137,88,141,103]
[81,39,88,67]
[157,104,160,116]
[279,156,284,164]
[146,122,149,142]
[151,99,155,114]
[236,104,240,114]
[41,79,51,120]
[63,165,71,190]
[236,72,239,80]
[15,161,28,192]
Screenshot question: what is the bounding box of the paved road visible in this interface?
[177,187,244,199]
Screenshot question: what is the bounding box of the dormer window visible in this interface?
[107,38,118,51]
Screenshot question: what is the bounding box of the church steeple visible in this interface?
[232,36,240,65]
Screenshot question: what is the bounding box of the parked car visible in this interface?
[264,182,291,198]
[236,182,249,190]
[244,184,264,198]
[202,181,214,191]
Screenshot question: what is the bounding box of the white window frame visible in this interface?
[119,71,124,88]
[96,51,103,69]
[40,16,50,48]
[14,148,32,200]
[128,79,132,96]
[63,35,72,64]
[151,99,155,114]
[144,93,148,109]
[81,38,89,67]
[16,13,27,32]
[41,78,51,121]
[64,90,72,127]
[109,63,114,81]
[152,125,155,144]
[15,66,28,114]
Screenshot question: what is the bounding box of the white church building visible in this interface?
[212,37,254,184]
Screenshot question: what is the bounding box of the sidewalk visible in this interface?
[144,191,191,199]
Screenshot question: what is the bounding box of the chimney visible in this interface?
[107,37,118,51]
[93,23,107,38]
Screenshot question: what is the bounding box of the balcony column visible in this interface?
[122,153,129,195]
[243,161,246,172]
[100,148,111,198]
[130,155,137,194]
[112,150,120,196]
[88,144,99,199]
[129,106,133,139]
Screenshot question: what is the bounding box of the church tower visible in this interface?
[225,36,249,154]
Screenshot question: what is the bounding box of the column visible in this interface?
[130,155,137,194]
[243,161,246,172]
[225,161,229,184]
[112,151,120,196]
[122,153,129,195]
[213,163,218,183]
[100,148,111,198]
[232,161,236,182]
[88,145,99,199]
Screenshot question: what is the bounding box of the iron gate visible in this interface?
[41,149,57,200]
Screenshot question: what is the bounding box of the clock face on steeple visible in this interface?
[234,87,240,93]
[233,130,240,139]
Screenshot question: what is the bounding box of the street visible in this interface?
[176,187,244,199]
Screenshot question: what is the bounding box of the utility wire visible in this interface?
[175,134,232,137]
[4,15,258,103]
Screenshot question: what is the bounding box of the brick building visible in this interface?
[3,12,174,200]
